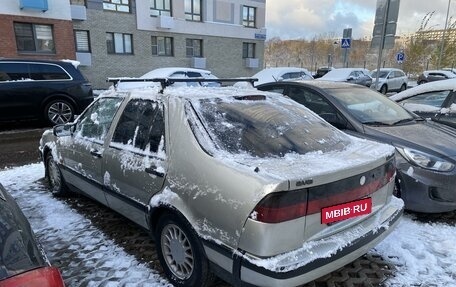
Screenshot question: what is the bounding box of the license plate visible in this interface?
[321,198,372,224]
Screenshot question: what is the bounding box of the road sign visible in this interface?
[341,38,351,48]
[396,51,405,63]
[371,0,401,50]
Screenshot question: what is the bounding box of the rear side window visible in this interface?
[0,63,30,81]
[112,99,165,154]
[401,91,451,108]
[29,64,71,80]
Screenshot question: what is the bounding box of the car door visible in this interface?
[259,84,350,130]
[102,98,167,228]
[434,91,456,128]
[287,86,350,129]
[398,90,451,122]
[60,97,123,205]
[0,62,33,120]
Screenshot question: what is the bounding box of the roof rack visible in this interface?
[107,77,258,93]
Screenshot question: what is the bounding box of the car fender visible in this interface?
[147,186,199,238]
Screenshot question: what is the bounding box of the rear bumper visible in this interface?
[204,196,404,287]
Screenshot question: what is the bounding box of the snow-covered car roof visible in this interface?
[320,68,365,81]
[253,67,313,85]
[113,67,218,90]
[422,70,456,78]
[390,78,456,102]
[140,67,213,78]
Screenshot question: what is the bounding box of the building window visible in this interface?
[74,30,90,52]
[242,6,256,27]
[185,0,201,21]
[103,0,130,13]
[106,33,133,54]
[151,36,173,56]
[186,39,202,57]
[150,0,171,16]
[243,43,255,58]
[14,23,55,53]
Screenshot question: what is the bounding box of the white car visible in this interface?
[253,67,313,86]
[370,68,408,94]
[320,68,372,87]
[113,67,219,90]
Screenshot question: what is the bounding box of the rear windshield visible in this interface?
[188,95,350,158]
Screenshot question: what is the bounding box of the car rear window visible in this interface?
[29,64,71,80]
[189,95,350,158]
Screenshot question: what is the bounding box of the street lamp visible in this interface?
[438,0,452,69]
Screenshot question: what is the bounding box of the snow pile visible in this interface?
[375,216,456,286]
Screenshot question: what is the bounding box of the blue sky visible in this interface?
[265,0,456,40]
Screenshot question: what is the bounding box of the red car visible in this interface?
[0,183,65,287]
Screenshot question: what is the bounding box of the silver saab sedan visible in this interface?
[39,83,403,287]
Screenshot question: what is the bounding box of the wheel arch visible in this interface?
[148,196,199,238]
[41,93,78,112]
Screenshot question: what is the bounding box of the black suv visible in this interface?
[0,59,93,125]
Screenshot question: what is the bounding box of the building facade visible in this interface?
[1,0,266,88]
[0,0,76,60]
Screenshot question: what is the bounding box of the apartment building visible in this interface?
[0,0,75,60]
[1,0,266,88]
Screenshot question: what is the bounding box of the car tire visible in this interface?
[380,85,388,94]
[400,84,407,91]
[155,212,215,287]
[418,80,426,85]
[44,99,75,126]
[45,153,70,197]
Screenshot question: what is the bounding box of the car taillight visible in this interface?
[252,189,308,223]
[0,267,65,287]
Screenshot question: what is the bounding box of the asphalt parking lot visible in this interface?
[0,125,414,287]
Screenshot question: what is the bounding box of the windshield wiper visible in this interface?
[392,118,414,125]
[363,121,390,126]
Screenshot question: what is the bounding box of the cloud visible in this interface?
[265,0,456,40]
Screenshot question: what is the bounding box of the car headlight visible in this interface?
[396,147,454,172]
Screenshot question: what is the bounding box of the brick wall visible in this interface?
[0,14,75,60]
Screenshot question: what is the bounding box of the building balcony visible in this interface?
[19,0,48,12]
[71,4,87,20]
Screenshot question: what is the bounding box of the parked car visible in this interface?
[417,70,456,85]
[252,67,313,86]
[442,68,456,75]
[40,79,403,287]
[313,67,333,79]
[114,67,220,90]
[257,80,456,213]
[320,68,372,87]
[0,59,93,125]
[0,183,65,286]
[390,79,456,129]
[370,68,408,94]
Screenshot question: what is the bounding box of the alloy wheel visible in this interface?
[161,223,194,280]
[48,102,73,125]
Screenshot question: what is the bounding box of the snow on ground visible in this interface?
[1,164,455,286]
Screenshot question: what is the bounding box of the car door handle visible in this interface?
[145,166,164,177]
[90,149,102,158]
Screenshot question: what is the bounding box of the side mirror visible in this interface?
[53,124,74,137]
[347,76,355,81]
[277,76,284,82]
